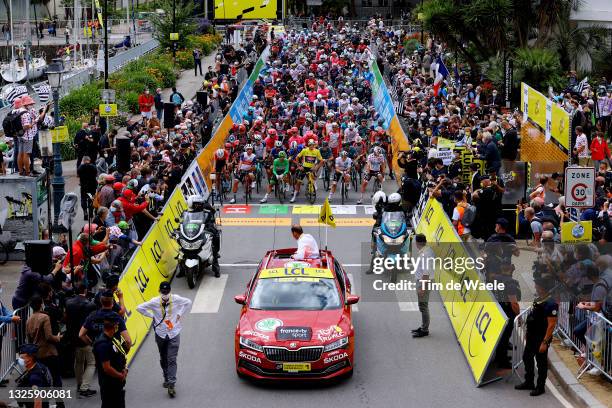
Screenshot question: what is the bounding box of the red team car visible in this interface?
[234,248,359,380]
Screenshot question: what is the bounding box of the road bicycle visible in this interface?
[340,170,350,205]
[274,174,287,204]
[305,169,317,205]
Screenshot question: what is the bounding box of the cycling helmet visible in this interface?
[372,191,387,206]
[354,136,362,143]
[239,124,246,132]
[373,146,382,154]
[275,140,283,148]
[291,141,298,149]
[267,128,277,135]
[348,122,355,129]
[278,151,287,158]
[245,144,254,150]
[307,139,315,146]
[321,141,329,146]
[216,149,225,159]
[388,193,401,204]
[254,135,262,141]
[340,150,348,157]
[225,142,232,149]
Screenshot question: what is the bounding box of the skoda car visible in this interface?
[234,248,359,380]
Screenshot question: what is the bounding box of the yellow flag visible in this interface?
[319,198,336,228]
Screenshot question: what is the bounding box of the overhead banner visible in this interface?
[214,0,278,19]
[520,82,569,151]
[416,197,508,385]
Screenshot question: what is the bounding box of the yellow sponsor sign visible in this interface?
[214,0,278,19]
[551,103,570,150]
[117,189,186,363]
[99,103,118,117]
[259,267,333,279]
[292,205,321,214]
[169,32,179,41]
[300,218,375,227]
[527,87,547,129]
[416,197,508,385]
[50,126,69,143]
[561,221,592,243]
[217,217,292,226]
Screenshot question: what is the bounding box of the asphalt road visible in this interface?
[62,178,569,408]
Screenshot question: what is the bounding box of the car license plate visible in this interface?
[282,363,311,372]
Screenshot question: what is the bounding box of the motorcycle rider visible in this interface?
[177,195,221,278]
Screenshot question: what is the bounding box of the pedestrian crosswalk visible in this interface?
[186,265,418,315]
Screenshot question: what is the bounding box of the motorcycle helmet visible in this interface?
[372,191,387,207]
[388,193,401,204]
[187,195,205,212]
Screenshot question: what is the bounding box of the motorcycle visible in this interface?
[371,211,412,283]
[174,210,219,289]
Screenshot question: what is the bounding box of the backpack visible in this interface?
[461,204,477,227]
[2,110,26,138]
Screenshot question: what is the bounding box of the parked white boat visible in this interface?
[0,56,47,83]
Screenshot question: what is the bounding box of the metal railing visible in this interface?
[556,301,588,353]
[578,311,612,381]
[0,304,32,382]
[104,38,159,75]
[511,307,532,380]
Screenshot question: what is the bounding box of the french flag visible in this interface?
[433,57,449,97]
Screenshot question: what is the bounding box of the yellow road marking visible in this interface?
[292,205,321,214]
[217,217,292,226]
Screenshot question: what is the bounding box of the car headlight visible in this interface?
[240,336,263,352]
[381,235,405,245]
[323,337,348,352]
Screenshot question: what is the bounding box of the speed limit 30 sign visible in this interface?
[565,166,595,208]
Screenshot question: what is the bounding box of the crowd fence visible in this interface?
[0,304,32,383]
[511,307,532,380]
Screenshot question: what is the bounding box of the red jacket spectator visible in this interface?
[590,134,610,161]
[63,239,107,272]
[138,92,154,113]
[118,189,148,221]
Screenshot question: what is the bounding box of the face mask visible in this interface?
[17,357,25,369]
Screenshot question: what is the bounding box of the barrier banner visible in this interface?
[118,189,187,363]
[520,82,570,151]
[214,0,278,19]
[229,48,269,125]
[416,197,508,385]
[561,220,592,243]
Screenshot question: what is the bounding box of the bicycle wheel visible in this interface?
[306,176,316,205]
[279,180,285,204]
[342,177,349,205]
[351,167,359,192]
[323,165,330,191]
[256,167,262,194]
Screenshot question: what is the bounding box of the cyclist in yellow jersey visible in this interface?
[292,140,323,203]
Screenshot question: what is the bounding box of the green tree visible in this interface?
[150,0,196,50]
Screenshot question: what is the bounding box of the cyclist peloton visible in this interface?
[329,150,352,202]
[230,144,256,203]
[292,140,323,203]
[261,151,290,203]
[358,146,386,204]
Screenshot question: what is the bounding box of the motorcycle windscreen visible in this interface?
[182,212,208,238]
[382,211,406,237]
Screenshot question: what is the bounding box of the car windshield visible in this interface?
[249,278,342,310]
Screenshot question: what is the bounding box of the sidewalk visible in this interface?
[58,49,218,234]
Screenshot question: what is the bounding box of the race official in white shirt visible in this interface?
[136,281,192,398]
[290,225,320,260]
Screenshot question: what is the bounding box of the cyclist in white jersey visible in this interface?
[358,146,386,204]
[329,151,353,201]
[230,145,256,203]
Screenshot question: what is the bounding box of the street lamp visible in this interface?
[47,61,65,232]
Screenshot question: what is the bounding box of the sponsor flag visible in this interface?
[319,198,336,228]
[433,57,449,97]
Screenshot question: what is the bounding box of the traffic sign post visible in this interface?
[564,166,595,208]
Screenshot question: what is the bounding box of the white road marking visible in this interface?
[330,205,357,215]
[364,205,376,215]
[219,263,259,267]
[347,273,359,312]
[191,274,228,313]
[546,379,575,408]
[397,301,419,311]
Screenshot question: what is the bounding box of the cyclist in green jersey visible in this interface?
[260,151,290,203]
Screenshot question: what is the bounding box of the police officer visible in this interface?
[515,278,558,396]
[93,318,128,408]
[15,344,52,408]
[79,290,131,354]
